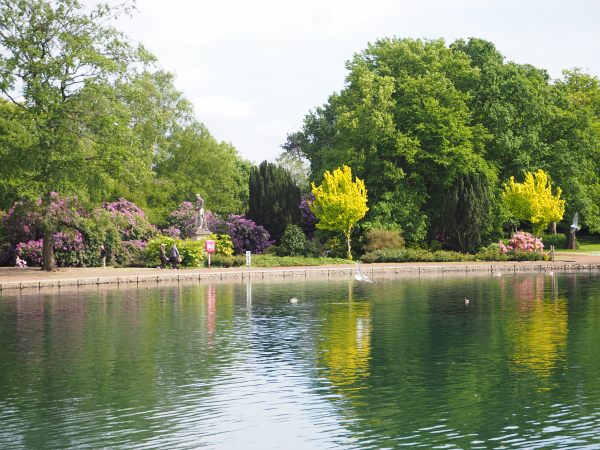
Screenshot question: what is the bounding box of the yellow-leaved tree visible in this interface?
[503,169,565,236]
[310,165,368,259]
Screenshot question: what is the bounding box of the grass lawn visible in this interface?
[555,234,600,253]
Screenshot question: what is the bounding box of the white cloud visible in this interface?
[193,96,254,119]
[84,0,600,164]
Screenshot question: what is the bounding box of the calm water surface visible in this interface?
[2,273,600,449]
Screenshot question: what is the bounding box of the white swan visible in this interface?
[288,297,299,304]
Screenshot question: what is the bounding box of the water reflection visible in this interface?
[317,300,372,389]
[1,273,600,448]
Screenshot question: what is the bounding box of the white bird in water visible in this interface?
[288,297,299,304]
[464,297,470,305]
[355,262,373,283]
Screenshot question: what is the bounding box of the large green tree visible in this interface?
[286,38,498,244]
[286,37,600,247]
[247,161,301,242]
[155,121,252,218]
[0,0,155,270]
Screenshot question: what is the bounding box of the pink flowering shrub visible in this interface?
[499,232,544,253]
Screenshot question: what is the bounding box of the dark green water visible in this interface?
[2,272,600,449]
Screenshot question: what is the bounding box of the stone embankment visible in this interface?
[1,254,600,292]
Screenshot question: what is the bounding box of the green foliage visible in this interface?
[247,161,302,242]
[211,233,235,257]
[438,172,500,252]
[207,254,243,268]
[362,229,405,252]
[154,122,252,217]
[289,36,600,246]
[0,0,157,269]
[250,255,349,267]
[311,165,368,259]
[322,236,348,259]
[144,233,232,268]
[360,248,545,263]
[0,1,251,268]
[275,151,310,192]
[145,237,203,268]
[277,225,308,257]
[540,233,567,250]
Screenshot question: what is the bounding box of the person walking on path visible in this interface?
[99,244,107,268]
[159,243,169,269]
[169,243,180,269]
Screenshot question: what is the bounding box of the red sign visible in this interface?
[204,239,216,253]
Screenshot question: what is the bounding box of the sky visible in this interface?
[107,0,600,164]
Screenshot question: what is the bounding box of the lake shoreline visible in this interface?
[2,253,600,292]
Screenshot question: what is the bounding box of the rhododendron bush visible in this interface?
[499,231,544,253]
[1,195,158,267]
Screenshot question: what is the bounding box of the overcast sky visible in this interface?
[109,0,600,164]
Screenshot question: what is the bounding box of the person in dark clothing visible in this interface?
[168,243,180,269]
[99,244,107,268]
[159,243,169,269]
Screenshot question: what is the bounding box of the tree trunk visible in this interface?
[551,221,557,234]
[345,232,352,260]
[42,227,57,271]
[566,231,577,250]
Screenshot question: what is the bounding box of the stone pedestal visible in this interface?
[191,228,211,241]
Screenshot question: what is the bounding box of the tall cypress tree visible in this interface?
[248,161,301,242]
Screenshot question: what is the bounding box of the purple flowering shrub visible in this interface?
[2,193,81,244]
[115,240,148,267]
[53,230,86,266]
[1,195,159,267]
[166,202,196,238]
[499,232,544,253]
[226,215,273,254]
[299,193,317,237]
[103,198,158,241]
[14,231,87,267]
[16,239,43,266]
[160,226,181,238]
[205,211,228,234]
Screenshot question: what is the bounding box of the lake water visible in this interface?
[2,272,600,449]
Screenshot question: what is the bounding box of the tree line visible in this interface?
[2,1,599,267]
[0,0,250,268]
[283,37,600,252]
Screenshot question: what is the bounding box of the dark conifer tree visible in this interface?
[247,161,301,242]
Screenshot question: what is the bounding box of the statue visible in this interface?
[194,194,206,230]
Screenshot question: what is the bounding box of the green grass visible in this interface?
[250,255,351,267]
[555,234,600,253]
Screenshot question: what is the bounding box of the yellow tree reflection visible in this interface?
[317,301,372,390]
[509,276,568,385]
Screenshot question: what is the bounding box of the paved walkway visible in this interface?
[1,252,600,291]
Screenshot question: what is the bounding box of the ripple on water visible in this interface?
[2,275,600,448]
